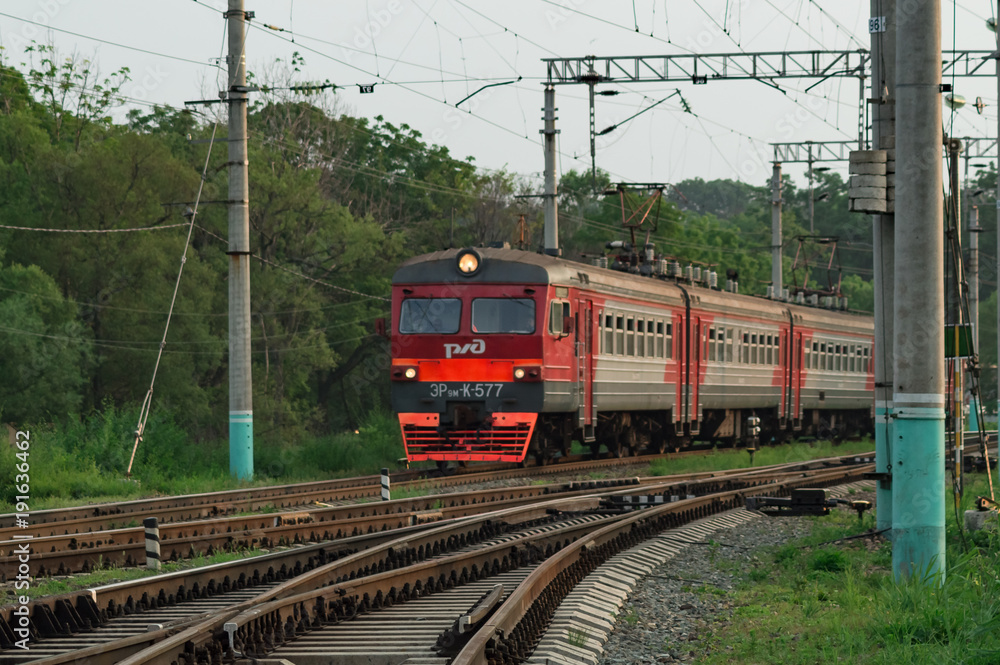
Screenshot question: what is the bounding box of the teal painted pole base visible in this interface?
[891,406,945,583]
[230,411,254,480]
[968,397,979,431]
[875,405,893,536]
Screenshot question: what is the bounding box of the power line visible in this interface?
[0,323,375,355]
[193,223,391,303]
[0,284,372,318]
[0,10,220,69]
[0,222,189,233]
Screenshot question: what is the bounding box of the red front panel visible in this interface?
[393,358,544,382]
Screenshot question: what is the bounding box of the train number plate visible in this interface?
[429,383,504,398]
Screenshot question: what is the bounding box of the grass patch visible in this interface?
[567,627,590,648]
[389,481,443,501]
[0,408,405,512]
[696,473,1000,664]
[648,438,874,477]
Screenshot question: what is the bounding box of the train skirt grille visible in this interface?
[398,412,537,462]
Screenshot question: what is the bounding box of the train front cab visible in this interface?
[391,248,581,463]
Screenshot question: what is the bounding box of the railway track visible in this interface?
[0,430,922,536]
[0,449,728,541]
[0,455,874,664]
[0,452,872,579]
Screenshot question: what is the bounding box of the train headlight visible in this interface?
[392,365,419,381]
[513,365,541,382]
[456,248,482,276]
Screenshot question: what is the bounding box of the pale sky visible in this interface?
[1,1,999,190]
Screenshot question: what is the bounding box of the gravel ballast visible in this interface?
[592,484,875,664]
[594,514,811,664]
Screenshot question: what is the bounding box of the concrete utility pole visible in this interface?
[892,0,945,581]
[970,206,980,339]
[995,28,1000,427]
[227,0,254,479]
[871,0,895,536]
[807,145,815,233]
[542,84,560,256]
[970,205,980,430]
[948,138,964,499]
[771,162,782,298]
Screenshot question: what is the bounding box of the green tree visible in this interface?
[0,254,91,422]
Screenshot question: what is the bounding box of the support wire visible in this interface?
[125,119,223,477]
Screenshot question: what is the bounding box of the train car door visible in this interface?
[791,330,804,425]
[577,300,595,440]
[779,328,789,422]
[673,310,685,432]
[688,315,702,434]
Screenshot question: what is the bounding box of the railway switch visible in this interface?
[746,488,872,519]
[434,583,504,655]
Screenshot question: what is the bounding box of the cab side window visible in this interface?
[548,301,570,335]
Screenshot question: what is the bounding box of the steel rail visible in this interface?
[451,466,871,665]
[1,452,869,576]
[94,464,871,665]
[0,450,681,530]
[0,453,873,659]
[0,435,874,533]
[17,496,606,665]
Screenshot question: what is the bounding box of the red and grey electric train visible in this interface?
[390,247,874,464]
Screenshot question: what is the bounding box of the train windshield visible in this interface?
[399,298,461,334]
[471,298,536,334]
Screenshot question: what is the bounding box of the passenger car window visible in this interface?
[399,298,461,334]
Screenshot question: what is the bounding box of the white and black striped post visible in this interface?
[144,517,161,571]
[380,468,391,501]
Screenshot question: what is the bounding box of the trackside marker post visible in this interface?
[381,468,391,501]
[144,517,161,571]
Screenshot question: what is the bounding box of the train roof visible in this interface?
[394,247,872,330]
[394,247,581,285]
